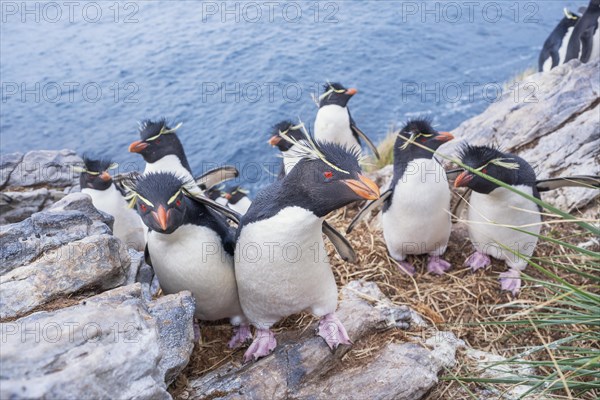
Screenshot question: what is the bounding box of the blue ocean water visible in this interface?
[0,1,583,190]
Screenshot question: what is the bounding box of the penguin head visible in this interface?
[395,118,454,158]
[78,156,117,190]
[454,144,522,194]
[268,120,305,151]
[129,172,191,234]
[223,185,249,205]
[285,140,380,216]
[319,82,357,108]
[128,119,185,164]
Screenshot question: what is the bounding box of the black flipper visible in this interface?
[580,29,595,63]
[322,220,357,263]
[536,175,600,192]
[346,189,393,234]
[144,243,153,268]
[194,165,239,191]
[187,192,242,225]
[351,123,381,160]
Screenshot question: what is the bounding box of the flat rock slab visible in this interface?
[0,284,195,400]
[187,280,461,400]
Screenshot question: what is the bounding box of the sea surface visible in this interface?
[0,1,584,190]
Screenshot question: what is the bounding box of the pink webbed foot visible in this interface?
[397,260,416,276]
[464,251,491,272]
[427,256,451,275]
[227,324,252,349]
[318,313,352,350]
[243,328,277,363]
[499,269,522,297]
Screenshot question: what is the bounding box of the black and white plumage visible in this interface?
[347,119,455,275]
[539,8,581,71]
[314,82,380,159]
[565,0,600,63]
[268,120,306,177]
[129,172,251,348]
[222,185,252,215]
[236,139,380,362]
[454,145,541,297]
[78,156,146,251]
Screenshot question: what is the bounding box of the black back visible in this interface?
[538,10,581,71]
[565,0,600,62]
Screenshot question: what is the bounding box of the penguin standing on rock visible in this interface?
[128,119,238,195]
[236,136,380,362]
[314,83,380,160]
[538,8,581,71]
[128,172,251,347]
[565,0,600,63]
[347,119,454,275]
[78,156,146,251]
[454,145,542,297]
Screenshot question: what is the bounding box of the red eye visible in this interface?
[155,139,161,144]
[324,171,333,179]
[420,138,427,143]
[482,168,488,174]
[176,199,181,207]
[140,204,147,212]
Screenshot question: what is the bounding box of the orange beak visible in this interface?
[151,205,170,231]
[268,135,281,146]
[224,193,232,200]
[343,174,380,200]
[435,131,454,142]
[346,88,357,96]
[454,171,474,188]
[100,171,111,182]
[129,140,148,153]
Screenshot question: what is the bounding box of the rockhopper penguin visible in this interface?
[539,8,581,71]
[78,156,146,251]
[454,145,541,297]
[235,135,380,362]
[347,119,454,275]
[314,82,380,159]
[128,172,251,347]
[268,120,306,177]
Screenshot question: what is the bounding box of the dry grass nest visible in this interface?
[170,192,599,399]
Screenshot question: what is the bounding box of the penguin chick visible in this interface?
[455,145,541,297]
[236,140,380,362]
[314,82,380,159]
[79,156,146,251]
[131,172,251,348]
[381,118,455,275]
[268,120,306,178]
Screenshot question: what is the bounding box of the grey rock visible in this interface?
[0,152,23,188]
[6,149,81,190]
[0,188,53,224]
[148,292,196,386]
[187,280,454,400]
[0,195,112,276]
[0,284,195,400]
[0,234,130,320]
[448,59,600,211]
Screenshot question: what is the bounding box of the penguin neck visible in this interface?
[391,144,436,186]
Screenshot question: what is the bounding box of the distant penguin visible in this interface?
[539,8,581,71]
[347,119,455,275]
[236,138,380,362]
[222,185,252,215]
[130,172,251,348]
[206,186,229,207]
[314,82,380,159]
[78,156,146,251]
[454,145,541,297]
[268,120,306,177]
[565,0,600,63]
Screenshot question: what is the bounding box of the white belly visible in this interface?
[591,19,600,60]
[468,185,541,269]
[235,207,338,327]
[82,185,146,251]
[148,224,245,322]
[557,26,575,65]
[314,105,361,153]
[381,159,451,258]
